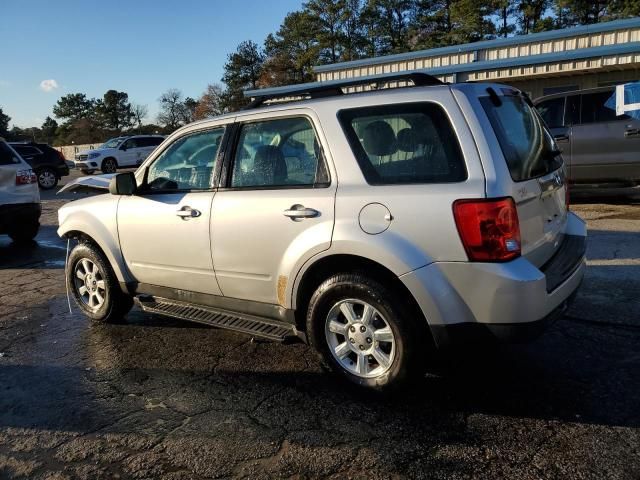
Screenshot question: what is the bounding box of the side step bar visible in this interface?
[137,296,299,342]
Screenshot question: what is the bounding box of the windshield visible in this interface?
[100,137,125,149]
[481,94,562,182]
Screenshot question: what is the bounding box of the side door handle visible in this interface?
[283,204,319,221]
[553,134,569,142]
[624,128,639,137]
[176,206,201,219]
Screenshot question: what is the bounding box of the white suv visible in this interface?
[0,138,40,243]
[74,135,165,174]
[59,73,587,390]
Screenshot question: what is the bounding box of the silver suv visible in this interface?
[58,73,587,390]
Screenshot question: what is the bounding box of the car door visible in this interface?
[117,138,138,167]
[117,125,228,294]
[211,111,336,305]
[570,90,640,183]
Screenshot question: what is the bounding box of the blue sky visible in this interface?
[0,0,304,127]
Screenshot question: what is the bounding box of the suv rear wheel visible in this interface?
[101,158,117,174]
[36,167,58,190]
[307,273,421,390]
[67,242,133,323]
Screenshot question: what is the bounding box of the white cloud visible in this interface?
[39,79,59,92]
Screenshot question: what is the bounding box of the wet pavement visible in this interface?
[0,171,639,479]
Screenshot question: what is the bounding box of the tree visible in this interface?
[157,89,185,130]
[262,11,321,86]
[194,84,227,119]
[222,40,265,110]
[180,97,199,125]
[305,0,347,63]
[52,93,95,123]
[132,103,148,128]
[96,90,134,132]
[41,116,58,144]
[0,107,10,136]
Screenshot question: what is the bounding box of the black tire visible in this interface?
[8,221,39,243]
[36,167,59,190]
[101,158,117,174]
[306,273,423,390]
[66,242,133,323]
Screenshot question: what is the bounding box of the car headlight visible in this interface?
[88,152,102,159]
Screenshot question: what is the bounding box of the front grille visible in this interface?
[76,154,88,161]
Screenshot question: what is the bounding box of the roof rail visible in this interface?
[243,71,444,109]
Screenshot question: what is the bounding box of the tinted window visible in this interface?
[481,94,562,182]
[230,117,328,188]
[338,103,466,185]
[0,143,21,165]
[14,145,42,156]
[146,137,164,147]
[122,138,139,149]
[536,97,565,128]
[580,91,628,123]
[146,128,224,191]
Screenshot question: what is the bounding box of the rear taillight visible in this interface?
[453,197,521,262]
[16,169,37,185]
[565,183,570,210]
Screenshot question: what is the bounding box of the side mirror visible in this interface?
[120,144,128,151]
[109,172,136,195]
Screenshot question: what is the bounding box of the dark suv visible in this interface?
[9,142,70,190]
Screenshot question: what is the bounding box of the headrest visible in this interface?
[396,128,420,152]
[362,121,397,156]
[254,145,287,185]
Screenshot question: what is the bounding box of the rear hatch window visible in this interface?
[0,142,21,166]
[480,91,562,181]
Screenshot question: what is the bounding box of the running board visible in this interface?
[137,296,298,342]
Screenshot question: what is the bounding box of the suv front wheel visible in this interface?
[307,273,421,390]
[101,158,117,174]
[67,242,133,323]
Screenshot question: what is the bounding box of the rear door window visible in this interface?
[580,91,629,123]
[481,93,562,182]
[338,103,467,185]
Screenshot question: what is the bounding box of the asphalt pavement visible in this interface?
[0,170,638,479]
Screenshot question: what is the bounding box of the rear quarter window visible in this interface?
[338,103,467,185]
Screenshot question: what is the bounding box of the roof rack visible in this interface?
[243,71,444,109]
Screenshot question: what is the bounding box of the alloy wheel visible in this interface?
[324,298,396,378]
[38,169,57,189]
[73,258,106,311]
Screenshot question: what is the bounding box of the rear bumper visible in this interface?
[0,202,41,233]
[400,211,587,348]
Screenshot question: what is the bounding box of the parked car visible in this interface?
[58,73,586,390]
[0,138,40,243]
[9,142,70,190]
[534,86,640,196]
[74,135,165,174]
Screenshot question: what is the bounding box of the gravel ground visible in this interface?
[0,170,638,479]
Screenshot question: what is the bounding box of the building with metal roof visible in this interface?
[314,17,640,100]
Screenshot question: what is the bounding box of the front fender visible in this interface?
[57,195,131,283]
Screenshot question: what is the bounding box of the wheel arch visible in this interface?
[292,253,432,344]
[59,225,130,284]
